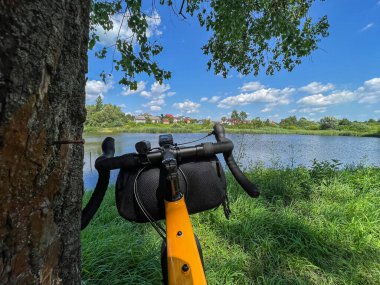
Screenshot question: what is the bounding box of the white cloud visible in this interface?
[299,82,335,94]
[362,77,380,90]
[218,84,294,110]
[95,11,162,46]
[118,104,126,108]
[203,96,221,103]
[140,90,151,98]
[145,11,162,37]
[297,77,380,106]
[374,110,380,113]
[150,105,162,111]
[122,81,146,96]
[361,22,374,32]
[297,91,356,106]
[219,76,376,111]
[240,81,265,92]
[209,96,221,103]
[358,95,378,104]
[173,100,201,114]
[299,107,327,113]
[261,107,272,113]
[85,79,113,101]
[144,97,165,107]
[357,77,380,104]
[95,13,132,46]
[134,81,176,111]
[151,81,170,94]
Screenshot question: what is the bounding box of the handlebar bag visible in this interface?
[115,155,227,223]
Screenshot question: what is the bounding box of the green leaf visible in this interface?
[89,0,328,88]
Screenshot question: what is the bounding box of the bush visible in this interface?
[347,122,371,132]
[310,159,342,184]
[320,116,339,130]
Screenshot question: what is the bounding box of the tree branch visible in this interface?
[111,7,128,73]
[179,0,187,19]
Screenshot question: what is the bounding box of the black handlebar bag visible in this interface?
[115,155,227,223]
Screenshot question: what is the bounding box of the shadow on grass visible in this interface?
[201,188,380,285]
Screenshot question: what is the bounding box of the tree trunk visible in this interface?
[0,1,90,284]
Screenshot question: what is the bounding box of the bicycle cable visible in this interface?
[134,167,166,239]
[133,166,189,240]
[175,131,213,146]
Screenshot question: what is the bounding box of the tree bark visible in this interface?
[0,1,90,284]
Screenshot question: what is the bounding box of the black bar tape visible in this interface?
[213,123,260,198]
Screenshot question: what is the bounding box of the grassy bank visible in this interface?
[84,124,380,137]
[81,164,380,284]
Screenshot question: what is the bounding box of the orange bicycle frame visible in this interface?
[160,143,207,284]
[165,196,207,285]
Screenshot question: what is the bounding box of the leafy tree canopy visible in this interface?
[230,110,249,121]
[339,118,351,126]
[320,116,339,130]
[86,98,134,127]
[231,110,240,120]
[90,0,329,89]
[279,115,297,127]
[95,95,103,111]
[239,111,248,121]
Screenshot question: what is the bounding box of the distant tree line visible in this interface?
[85,102,379,133]
[223,110,379,133]
[278,115,378,132]
[86,96,134,127]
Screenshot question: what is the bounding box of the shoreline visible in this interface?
[83,126,380,138]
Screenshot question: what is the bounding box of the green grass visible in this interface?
[83,123,380,137]
[81,165,380,284]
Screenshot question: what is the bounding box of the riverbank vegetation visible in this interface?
[81,162,380,284]
[84,99,380,137]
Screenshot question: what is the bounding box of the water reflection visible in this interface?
[83,133,379,189]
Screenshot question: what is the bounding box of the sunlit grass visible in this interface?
[81,165,380,284]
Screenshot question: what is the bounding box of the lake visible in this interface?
[83,132,380,189]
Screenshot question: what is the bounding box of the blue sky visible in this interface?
[85,1,380,122]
